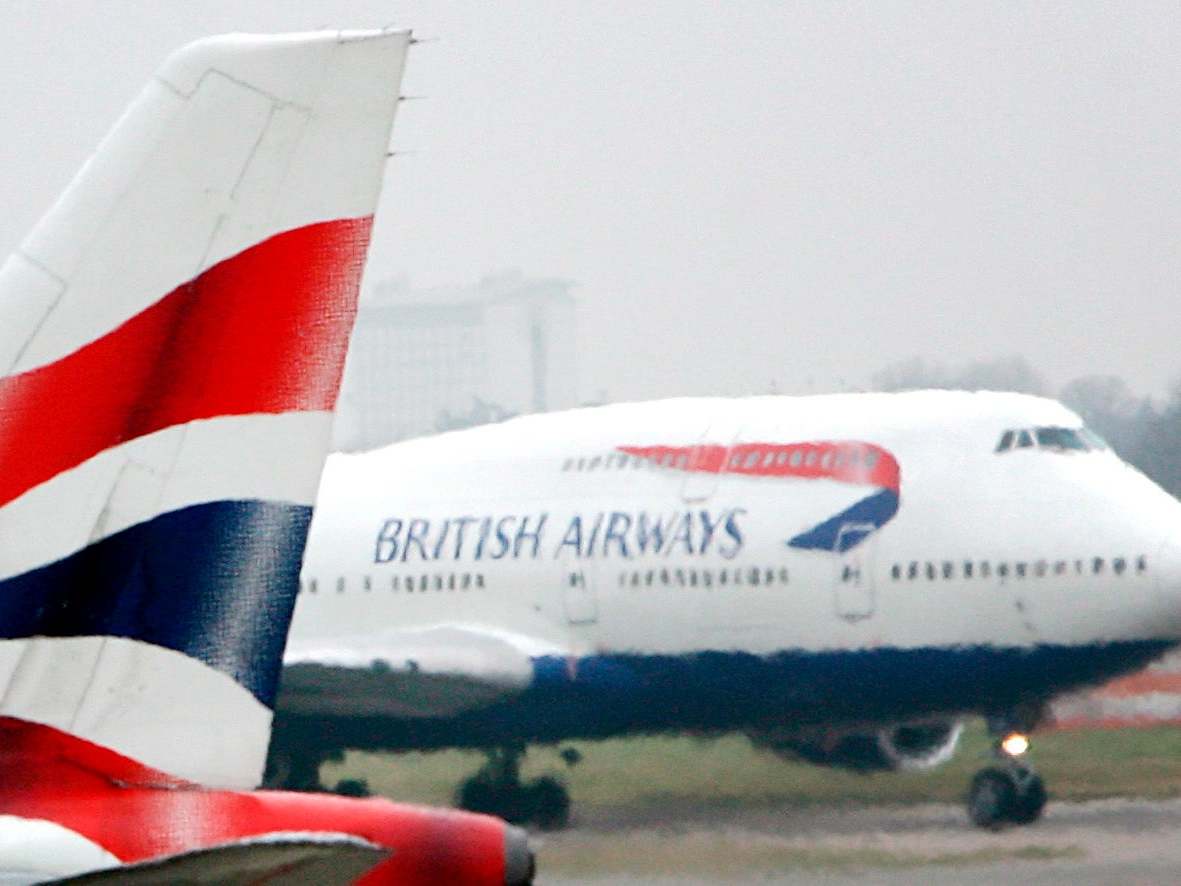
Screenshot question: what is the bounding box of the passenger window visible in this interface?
[763,451,776,467]
[1034,561,1047,578]
[1054,561,1067,576]
[778,567,789,584]
[891,564,902,580]
[1092,557,1104,574]
[963,561,974,578]
[1137,555,1148,573]
[926,562,936,580]
[764,568,775,585]
[476,574,485,588]
[390,576,398,591]
[1113,557,1127,575]
[998,563,1009,578]
[675,569,685,586]
[728,453,743,468]
[462,574,472,590]
[336,577,345,593]
[942,562,954,579]
[907,562,919,580]
[363,576,372,591]
[719,569,728,586]
[660,569,670,585]
[789,450,803,467]
[775,451,790,466]
[1016,430,1034,448]
[980,562,991,578]
[996,430,1015,453]
[865,451,879,469]
[1015,563,1026,578]
[743,452,759,468]
[645,570,654,586]
[703,570,713,588]
[749,568,761,586]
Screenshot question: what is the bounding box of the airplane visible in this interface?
[275,391,1181,830]
[0,29,532,885]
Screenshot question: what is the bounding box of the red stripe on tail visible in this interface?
[0,217,371,509]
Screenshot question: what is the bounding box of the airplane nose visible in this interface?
[1155,537,1181,637]
[504,824,535,885]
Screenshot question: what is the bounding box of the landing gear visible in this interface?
[967,731,1046,829]
[456,745,572,830]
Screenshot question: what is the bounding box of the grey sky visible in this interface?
[1,2,1178,403]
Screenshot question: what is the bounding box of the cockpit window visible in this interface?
[996,425,1106,455]
[1035,427,1088,451]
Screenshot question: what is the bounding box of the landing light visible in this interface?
[1001,732,1030,757]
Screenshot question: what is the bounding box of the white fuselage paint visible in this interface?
[289,392,1181,720]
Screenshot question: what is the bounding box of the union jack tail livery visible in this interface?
[0,30,532,885]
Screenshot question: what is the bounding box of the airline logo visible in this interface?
[618,440,901,552]
[0,218,371,707]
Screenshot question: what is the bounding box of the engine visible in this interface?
[751,720,963,773]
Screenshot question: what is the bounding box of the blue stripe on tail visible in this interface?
[0,500,311,707]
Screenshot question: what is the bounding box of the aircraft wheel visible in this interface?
[1010,773,1047,825]
[967,767,1017,829]
[529,776,571,831]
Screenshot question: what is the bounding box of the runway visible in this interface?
[536,797,1181,884]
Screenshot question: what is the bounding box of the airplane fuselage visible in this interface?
[285,392,1181,750]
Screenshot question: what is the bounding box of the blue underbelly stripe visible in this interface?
[0,499,311,707]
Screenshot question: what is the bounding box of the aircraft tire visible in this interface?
[529,776,571,831]
[967,767,1017,829]
[1010,773,1047,825]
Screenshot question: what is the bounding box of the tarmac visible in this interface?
[536,797,1181,884]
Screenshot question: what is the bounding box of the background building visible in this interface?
[333,271,578,451]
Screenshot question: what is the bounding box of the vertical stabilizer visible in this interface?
[0,30,411,789]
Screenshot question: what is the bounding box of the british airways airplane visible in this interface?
[0,29,531,885]
[278,392,1181,830]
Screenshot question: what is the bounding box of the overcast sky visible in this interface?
[1,2,1178,403]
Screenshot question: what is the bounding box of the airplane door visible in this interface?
[562,568,598,625]
[833,523,877,621]
[681,413,744,503]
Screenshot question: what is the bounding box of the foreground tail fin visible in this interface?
[0,30,410,788]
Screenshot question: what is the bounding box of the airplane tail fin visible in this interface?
[0,30,410,789]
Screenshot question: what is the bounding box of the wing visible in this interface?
[51,835,388,885]
[281,625,568,719]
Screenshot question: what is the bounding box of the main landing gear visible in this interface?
[967,730,1047,829]
[456,745,572,830]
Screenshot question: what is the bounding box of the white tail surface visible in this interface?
[0,30,410,789]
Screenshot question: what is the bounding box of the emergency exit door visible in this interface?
[681,410,744,503]
[832,523,877,621]
[562,569,598,625]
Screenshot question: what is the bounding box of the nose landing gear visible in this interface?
[967,731,1047,829]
